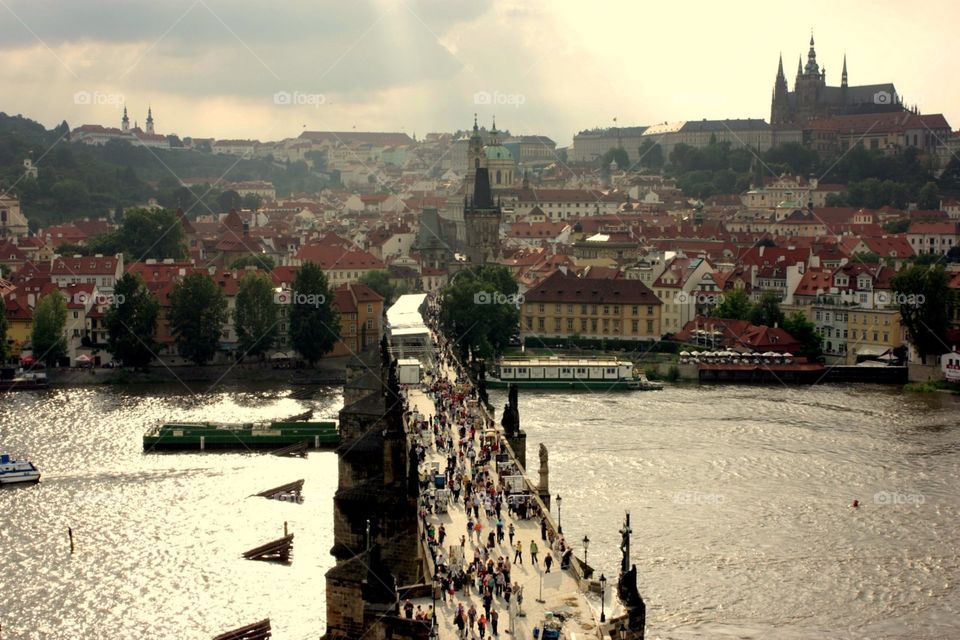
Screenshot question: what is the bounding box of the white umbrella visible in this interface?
[680,351,690,356]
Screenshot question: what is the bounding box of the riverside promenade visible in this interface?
[402,326,617,638]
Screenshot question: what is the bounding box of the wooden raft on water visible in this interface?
[212,618,271,639]
[242,534,294,563]
[271,441,309,458]
[254,479,304,502]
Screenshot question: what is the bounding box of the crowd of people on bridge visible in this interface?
[397,297,584,637]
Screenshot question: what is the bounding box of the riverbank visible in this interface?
[43,356,351,387]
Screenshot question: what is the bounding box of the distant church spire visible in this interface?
[841,53,848,88]
[804,31,819,75]
[146,105,154,135]
[121,105,129,132]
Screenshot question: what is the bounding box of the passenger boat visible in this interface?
[143,420,340,451]
[487,356,662,390]
[0,454,41,485]
[0,368,49,392]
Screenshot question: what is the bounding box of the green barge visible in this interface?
[143,421,340,451]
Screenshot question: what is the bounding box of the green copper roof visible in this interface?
[484,144,512,160]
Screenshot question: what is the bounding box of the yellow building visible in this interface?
[846,307,903,364]
[2,295,33,359]
[329,283,385,357]
[521,272,662,341]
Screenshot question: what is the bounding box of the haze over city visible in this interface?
[2,0,959,142]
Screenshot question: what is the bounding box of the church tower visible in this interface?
[484,116,515,191]
[465,114,485,198]
[771,54,791,126]
[145,106,155,135]
[121,106,130,132]
[795,33,825,122]
[463,167,502,266]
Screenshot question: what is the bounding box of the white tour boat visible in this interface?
[0,454,41,485]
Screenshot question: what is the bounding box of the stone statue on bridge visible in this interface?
[538,443,549,493]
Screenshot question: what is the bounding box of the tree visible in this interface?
[233,272,278,360]
[229,254,276,271]
[601,147,630,171]
[289,262,340,364]
[749,291,785,327]
[892,264,954,363]
[783,312,822,361]
[711,288,753,321]
[637,140,663,171]
[883,219,910,234]
[168,272,228,365]
[105,272,159,369]
[439,266,520,360]
[31,292,68,366]
[851,251,881,264]
[242,193,263,211]
[358,269,398,306]
[918,181,940,210]
[117,208,187,261]
[218,190,242,212]
[0,295,8,363]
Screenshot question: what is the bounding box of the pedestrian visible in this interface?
[477,613,487,639]
[545,552,553,573]
[403,599,414,619]
[490,609,499,636]
[439,524,446,545]
[513,540,523,564]
[508,523,515,546]
[540,516,547,541]
[530,540,539,567]
[496,519,504,544]
[468,604,477,632]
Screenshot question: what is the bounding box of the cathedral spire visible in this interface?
[804,31,819,75]
[841,53,848,88]
[776,53,785,80]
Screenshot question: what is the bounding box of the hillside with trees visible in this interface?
[0,113,333,229]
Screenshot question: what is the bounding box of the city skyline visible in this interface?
[1,0,958,145]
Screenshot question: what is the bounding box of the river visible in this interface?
[2,383,958,639]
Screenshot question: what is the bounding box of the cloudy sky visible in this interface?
[1,0,957,146]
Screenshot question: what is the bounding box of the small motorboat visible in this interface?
[0,453,41,485]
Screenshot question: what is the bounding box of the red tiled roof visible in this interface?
[523,271,660,305]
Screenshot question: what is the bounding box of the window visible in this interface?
[566,318,573,331]
[538,304,544,313]
[646,320,654,334]
[647,306,654,316]
[367,304,372,312]
[554,318,561,331]
[555,304,561,313]
[603,319,609,332]
[603,305,609,315]
[567,304,573,313]
[525,317,533,330]
[591,304,597,315]
[538,317,545,330]
[580,318,587,331]
[366,319,373,330]
[581,304,587,315]
[632,305,638,315]
[632,320,639,333]
[591,319,598,332]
